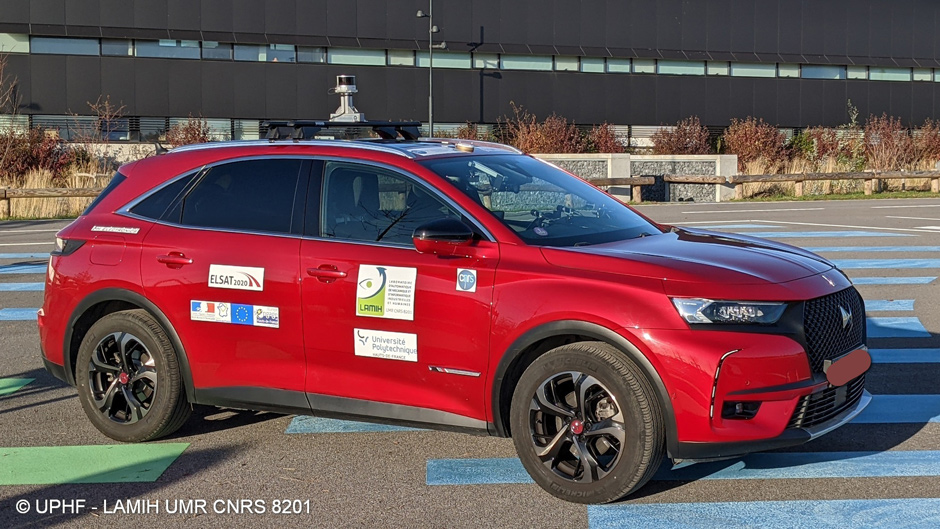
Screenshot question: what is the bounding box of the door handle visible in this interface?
[306,265,347,283]
[157,252,193,268]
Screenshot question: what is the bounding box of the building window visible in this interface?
[729,62,776,78]
[298,47,327,63]
[234,119,262,140]
[0,33,29,54]
[135,40,200,59]
[935,70,940,83]
[387,49,415,66]
[327,48,385,66]
[801,65,845,80]
[554,56,579,72]
[913,68,932,82]
[31,37,99,56]
[0,114,29,133]
[139,117,168,141]
[500,54,553,71]
[707,61,730,76]
[606,58,631,73]
[869,67,912,82]
[202,41,232,60]
[472,53,499,69]
[632,59,655,74]
[657,60,705,76]
[416,51,471,69]
[847,65,867,80]
[580,57,605,73]
[101,39,133,56]
[777,64,800,78]
[234,44,295,63]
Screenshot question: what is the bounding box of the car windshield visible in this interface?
[420,154,662,247]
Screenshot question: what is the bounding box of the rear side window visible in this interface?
[82,172,127,215]
[179,159,303,234]
[129,173,196,220]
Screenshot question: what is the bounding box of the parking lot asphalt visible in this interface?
[1,197,940,528]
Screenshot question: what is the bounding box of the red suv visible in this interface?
[39,122,871,503]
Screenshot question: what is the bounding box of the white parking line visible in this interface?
[916,226,940,230]
[0,229,61,233]
[0,242,54,247]
[887,216,940,221]
[681,208,825,214]
[872,204,940,209]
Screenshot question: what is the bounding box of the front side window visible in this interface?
[321,162,459,245]
[178,159,302,234]
[421,155,661,247]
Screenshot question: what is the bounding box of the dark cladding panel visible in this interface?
[729,0,755,53]
[29,55,67,114]
[751,77,778,125]
[822,0,848,57]
[438,0,474,44]
[680,0,707,52]
[378,67,420,121]
[341,66,388,119]
[579,0,606,48]
[867,81,891,120]
[0,0,30,24]
[526,0,554,46]
[430,68,477,123]
[201,0,233,32]
[705,0,732,52]
[776,78,802,127]
[99,0,133,28]
[264,1,297,36]
[4,55,30,113]
[232,0,265,35]
[821,81,848,126]
[30,0,65,26]
[888,83,913,123]
[628,75,657,124]
[551,73,582,121]
[845,81,870,122]
[890,2,915,60]
[556,0,582,48]
[65,0,99,27]
[167,0,200,31]
[65,56,101,114]
[356,0,387,40]
[845,3,870,58]
[657,0,683,51]
[326,0,357,38]
[912,1,936,62]
[800,1,824,56]
[701,77,731,125]
[654,75,683,124]
[166,62,201,116]
[295,66,332,119]
[776,0,801,55]
[910,82,933,124]
[295,2,328,38]
[478,69,503,123]
[232,62,266,118]
[868,2,891,59]
[264,65,298,120]
[200,62,234,118]
[799,79,825,126]
[100,58,136,115]
[728,77,755,120]
[134,59,169,117]
[752,1,776,53]
[471,0,500,47]
[628,0,656,50]
[385,1,418,41]
[499,2,527,45]
[676,76,708,122]
[134,1,167,30]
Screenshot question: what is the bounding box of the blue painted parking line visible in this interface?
[587,499,940,529]
[427,449,940,486]
[0,283,44,291]
[285,416,419,434]
[694,224,783,229]
[834,259,940,269]
[0,264,46,275]
[870,348,940,363]
[851,276,936,285]
[807,246,940,253]
[854,395,940,423]
[0,253,49,259]
[0,308,38,321]
[740,231,911,238]
[867,317,930,338]
[865,299,914,311]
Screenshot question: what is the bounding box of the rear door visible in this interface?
[137,158,311,397]
[300,160,498,426]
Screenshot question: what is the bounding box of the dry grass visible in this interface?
[1,169,110,219]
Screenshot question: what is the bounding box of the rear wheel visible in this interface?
[75,309,191,442]
[509,341,664,503]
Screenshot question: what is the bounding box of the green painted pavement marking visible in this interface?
[0,443,189,485]
[0,378,34,396]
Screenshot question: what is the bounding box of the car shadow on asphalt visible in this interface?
[0,367,75,416]
[162,406,281,440]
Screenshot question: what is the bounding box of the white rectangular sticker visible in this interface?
[209,264,265,291]
[356,265,416,320]
[456,268,477,292]
[91,225,140,234]
[354,328,418,362]
[190,300,279,328]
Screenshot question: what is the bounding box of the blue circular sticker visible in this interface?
[534,227,548,236]
[457,270,476,291]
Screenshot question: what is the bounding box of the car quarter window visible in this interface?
[320,162,460,245]
[129,171,196,220]
[178,159,304,234]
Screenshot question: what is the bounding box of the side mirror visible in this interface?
[412,218,474,256]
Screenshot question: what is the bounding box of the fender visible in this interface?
[490,320,680,458]
[63,287,195,402]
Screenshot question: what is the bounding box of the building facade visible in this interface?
[1,0,940,140]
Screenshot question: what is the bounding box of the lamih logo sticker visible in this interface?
[356,265,416,320]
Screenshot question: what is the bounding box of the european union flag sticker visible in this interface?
[232,304,253,325]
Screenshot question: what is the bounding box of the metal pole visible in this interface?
[428,0,434,137]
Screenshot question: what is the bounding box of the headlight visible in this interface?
[671,298,787,325]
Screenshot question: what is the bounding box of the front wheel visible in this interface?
[75,309,191,442]
[509,342,664,503]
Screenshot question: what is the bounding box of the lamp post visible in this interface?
[417,3,446,137]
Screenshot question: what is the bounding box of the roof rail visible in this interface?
[261,120,422,141]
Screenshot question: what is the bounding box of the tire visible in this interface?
[509,341,664,504]
[75,309,191,442]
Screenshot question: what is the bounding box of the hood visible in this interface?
[541,227,834,287]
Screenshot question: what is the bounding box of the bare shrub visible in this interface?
[498,103,586,153]
[0,128,75,186]
[455,122,493,141]
[864,113,913,171]
[651,117,711,155]
[913,119,940,169]
[166,114,212,147]
[722,117,790,172]
[585,123,626,153]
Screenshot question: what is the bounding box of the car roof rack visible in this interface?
[261,120,422,141]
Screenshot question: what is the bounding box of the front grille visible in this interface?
[787,374,866,429]
[803,287,865,373]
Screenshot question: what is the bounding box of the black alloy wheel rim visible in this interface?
[86,332,157,424]
[528,371,627,483]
